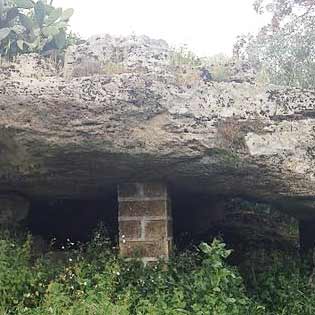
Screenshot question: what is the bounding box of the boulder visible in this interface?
[1,34,315,219]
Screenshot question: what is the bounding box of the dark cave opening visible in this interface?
[25,187,299,260]
[171,191,299,263]
[25,189,224,249]
[27,195,118,248]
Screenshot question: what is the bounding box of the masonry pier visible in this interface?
[118,183,173,263]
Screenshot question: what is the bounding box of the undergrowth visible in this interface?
[0,229,314,315]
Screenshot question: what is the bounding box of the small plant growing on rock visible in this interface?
[203,54,232,82]
[169,45,201,68]
[216,118,246,151]
[169,46,202,87]
[0,0,74,59]
[71,60,127,78]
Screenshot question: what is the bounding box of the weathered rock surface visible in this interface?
[1,34,315,219]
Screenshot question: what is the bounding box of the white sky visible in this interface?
[53,0,269,57]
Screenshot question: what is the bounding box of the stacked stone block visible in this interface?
[118,183,172,263]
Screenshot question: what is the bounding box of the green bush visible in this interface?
[0,229,314,315]
[244,250,315,315]
[0,230,264,315]
[0,0,74,59]
[203,54,232,82]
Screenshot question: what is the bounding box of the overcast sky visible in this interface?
[53,0,269,57]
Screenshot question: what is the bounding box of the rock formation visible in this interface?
[1,34,315,223]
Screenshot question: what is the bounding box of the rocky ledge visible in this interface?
[1,34,315,219]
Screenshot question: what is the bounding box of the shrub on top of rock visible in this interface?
[0,0,75,60]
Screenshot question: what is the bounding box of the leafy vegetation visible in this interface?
[243,249,315,315]
[169,47,236,85]
[170,45,202,68]
[0,0,74,59]
[203,54,232,82]
[234,0,315,88]
[0,228,314,315]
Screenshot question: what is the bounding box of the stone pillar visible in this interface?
[118,183,172,264]
[299,219,315,256]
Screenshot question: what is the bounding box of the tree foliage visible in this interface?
[254,0,315,28]
[0,0,74,59]
[234,0,315,89]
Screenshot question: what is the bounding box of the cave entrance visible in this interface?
[171,190,299,262]
[22,185,300,261]
[27,195,118,248]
